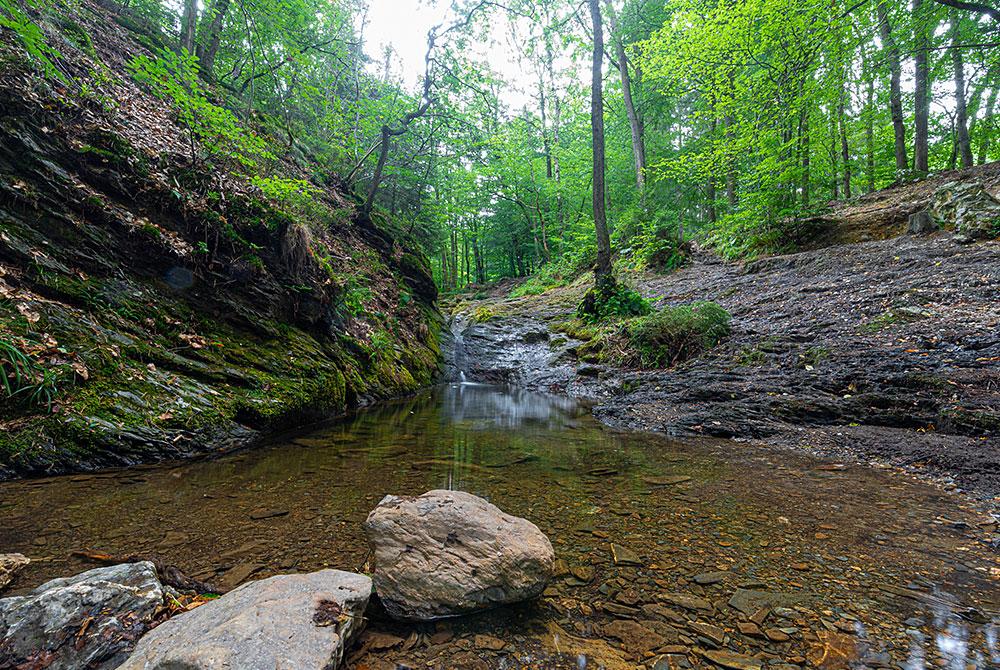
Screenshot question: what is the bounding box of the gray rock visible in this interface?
[364,489,554,621]
[931,181,1000,239]
[0,561,163,670]
[117,570,371,670]
[907,210,936,235]
[0,553,29,592]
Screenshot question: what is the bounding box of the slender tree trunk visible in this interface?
[877,1,908,171]
[726,114,738,208]
[801,110,810,208]
[539,81,553,179]
[913,0,931,174]
[589,0,612,283]
[979,82,998,164]
[865,78,875,192]
[180,0,198,54]
[830,114,839,200]
[605,4,645,192]
[950,11,974,168]
[948,117,958,170]
[196,0,230,76]
[839,89,851,198]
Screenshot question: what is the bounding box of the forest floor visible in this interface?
[449,230,1000,506]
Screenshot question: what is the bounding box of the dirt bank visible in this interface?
[450,232,1000,504]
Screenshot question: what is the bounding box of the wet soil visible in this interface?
[1,384,998,669]
[450,233,1000,506]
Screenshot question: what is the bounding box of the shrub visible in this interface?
[577,281,651,322]
[628,301,731,367]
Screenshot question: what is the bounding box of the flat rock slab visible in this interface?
[364,489,554,621]
[118,569,371,670]
[0,561,163,670]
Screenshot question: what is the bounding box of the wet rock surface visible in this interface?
[118,570,371,670]
[364,489,554,621]
[0,561,163,669]
[451,234,1000,502]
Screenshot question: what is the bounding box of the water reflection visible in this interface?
[440,383,585,430]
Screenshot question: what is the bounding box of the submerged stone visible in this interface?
[364,489,554,621]
[118,570,371,670]
[0,553,29,592]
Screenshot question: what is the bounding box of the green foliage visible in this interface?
[251,176,326,221]
[628,301,731,368]
[510,248,593,298]
[0,338,58,409]
[0,0,64,81]
[334,280,371,317]
[128,48,273,168]
[578,281,652,322]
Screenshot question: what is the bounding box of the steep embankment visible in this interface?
[451,230,1000,501]
[0,2,441,478]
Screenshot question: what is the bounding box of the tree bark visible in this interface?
[180,0,198,55]
[605,3,645,192]
[196,0,231,77]
[800,109,810,208]
[913,0,931,174]
[589,0,612,283]
[978,79,998,164]
[950,11,974,167]
[877,1,908,171]
[839,88,851,198]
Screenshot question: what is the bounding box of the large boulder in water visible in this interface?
[364,489,554,621]
[0,561,164,670]
[117,569,371,670]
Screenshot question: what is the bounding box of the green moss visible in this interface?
[471,305,496,323]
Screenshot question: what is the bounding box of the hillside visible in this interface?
[0,0,441,478]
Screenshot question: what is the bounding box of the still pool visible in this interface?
[1,383,998,668]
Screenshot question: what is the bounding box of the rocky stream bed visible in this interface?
[1,383,999,669]
[449,232,1000,506]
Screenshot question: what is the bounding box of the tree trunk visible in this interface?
[830,114,839,200]
[589,0,612,283]
[196,0,230,76]
[979,81,998,164]
[605,4,645,192]
[877,1,908,171]
[179,0,198,55]
[865,77,876,192]
[913,0,931,174]
[800,110,810,208]
[839,89,851,198]
[950,11,974,168]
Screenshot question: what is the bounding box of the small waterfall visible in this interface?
[449,315,470,382]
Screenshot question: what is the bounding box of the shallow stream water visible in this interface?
[1,384,998,669]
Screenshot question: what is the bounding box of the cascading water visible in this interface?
[447,315,469,382]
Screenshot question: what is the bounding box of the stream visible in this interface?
[1,383,998,668]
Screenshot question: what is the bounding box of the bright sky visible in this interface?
[363,0,543,112]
